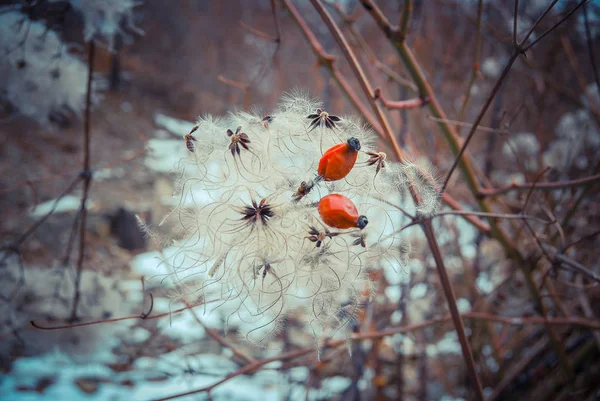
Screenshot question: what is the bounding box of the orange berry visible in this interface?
[318,194,368,230]
[317,137,361,181]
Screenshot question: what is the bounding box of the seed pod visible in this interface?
[318,194,368,230]
[317,137,361,181]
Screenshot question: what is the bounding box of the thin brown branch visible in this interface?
[285,0,489,234]
[442,0,587,193]
[441,51,519,193]
[421,221,485,401]
[560,33,600,113]
[373,59,417,91]
[151,307,600,401]
[186,304,256,365]
[373,87,427,109]
[541,243,600,284]
[270,0,282,44]
[456,0,483,134]
[513,0,520,47]
[282,0,382,134]
[239,21,277,42]
[1,176,81,257]
[217,75,249,90]
[429,116,509,135]
[30,299,221,330]
[522,0,588,52]
[433,210,552,225]
[332,2,416,92]
[521,167,550,214]
[519,0,559,46]
[583,2,600,103]
[70,40,95,322]
[309,0,402,161]
[399,0,413,40]
[478,173,600,197]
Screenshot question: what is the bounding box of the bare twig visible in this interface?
[583,2,600,101]
[522,0,589,52]
[218,75,251,109]
[271,0,282,44]
[309,0,402,161]
[441,51,519,193]
[456,0,483,133]
[477,173,600,197]
[513,0,520,47]
[399,0,413,40]
[1,176,81,260]
[373,87,427,109]
[433,210,552,225]
[421,221,485,401]
[31,299,221,330]
[185,303,256,364]
[442,0,587,192]
[239,21,278,42]
[541,244,600,284]
[70,40,95,322]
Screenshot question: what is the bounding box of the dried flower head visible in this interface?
[149,92,439,348]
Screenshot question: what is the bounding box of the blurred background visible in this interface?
[0,1,599,400]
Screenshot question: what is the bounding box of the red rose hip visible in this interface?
[317,137,361,181]
[318,194,368,230]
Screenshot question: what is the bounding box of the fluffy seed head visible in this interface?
[150,92,429,346]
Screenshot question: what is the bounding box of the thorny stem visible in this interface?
[70,40,95,322]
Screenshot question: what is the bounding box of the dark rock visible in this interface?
[109,208,146,251]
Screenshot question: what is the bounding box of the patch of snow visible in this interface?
[436,332,461,354]
[456,298,471,314]
[29,195,92,218]
[144,139,187,173]
[154,113,195,137]
[476,273,494,294]
[481,57,503,78]
[157,310,207,342]
[385,285,401,303]
[410,283,428,299]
